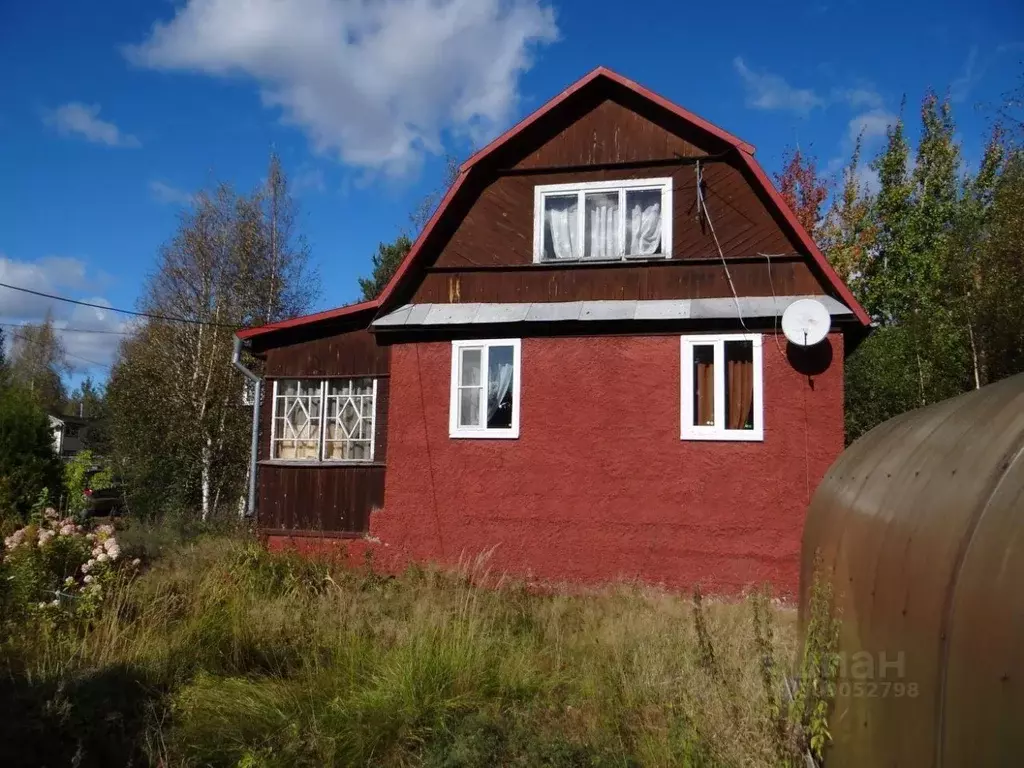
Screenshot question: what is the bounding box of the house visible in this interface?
[236,67,871,595]
[49,414,90,460]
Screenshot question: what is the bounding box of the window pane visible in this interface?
[584,192,620,259]
[324,377,374,461]
[487,345,515,429]
[459,387,482,427]
[460,348,482,386]
[692,345,715,427]
[725,341,754,430]
[543,194,580,260]
[625,189,662,256]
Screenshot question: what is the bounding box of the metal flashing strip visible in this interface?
[372,296,853,328]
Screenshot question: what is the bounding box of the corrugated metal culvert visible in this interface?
[799,373,1024,767]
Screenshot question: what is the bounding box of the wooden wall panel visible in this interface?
[255,344,391,534]
[258,465,385,533]
[262,327,389,378]
[511,97,706,169]
[428,162,795,270]
[411,258,820,304]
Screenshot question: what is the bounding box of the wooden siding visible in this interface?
[262,327,389,378]
[511,96,708,169]
[258,465,384,532]
[427,162,793,271]
[255,326,391,534]
[411,256,818,304]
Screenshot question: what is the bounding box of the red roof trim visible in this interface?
[235,299,378,340]
[236,66,868,341]
[736,152,871,325]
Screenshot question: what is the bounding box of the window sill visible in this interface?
[534,255,671,266]
[449,430,520,440]
[680,430,764,442]
[259,460,386,468]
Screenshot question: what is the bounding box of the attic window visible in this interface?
[533,178,672,262]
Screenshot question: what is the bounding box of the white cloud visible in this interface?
[847,109,897,144]
[125,0,559,176]
[0,254,129,373]
[148,179,195,206]
[43,102,140,147]
[950,46,979,104]
[832,86,884,111]
[733,56,824,115]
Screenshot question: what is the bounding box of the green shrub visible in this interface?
[62,450,112,518]
[0,383,61,519]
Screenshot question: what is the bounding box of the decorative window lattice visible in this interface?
[324,379,375,461]
[272,380,322,460]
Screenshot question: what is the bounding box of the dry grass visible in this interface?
[0,529,798,767]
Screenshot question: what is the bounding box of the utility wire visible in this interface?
[0,281,241,329]
[0,321,131,336]
[9,331,112,370]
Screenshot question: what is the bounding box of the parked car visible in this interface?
[82,469,126,516]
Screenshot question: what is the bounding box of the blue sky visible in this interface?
[1,0,1021,382]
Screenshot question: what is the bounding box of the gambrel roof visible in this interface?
[238,66,869,341]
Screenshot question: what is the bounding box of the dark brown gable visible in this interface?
[511,96,708,169]
[403,92,822,306]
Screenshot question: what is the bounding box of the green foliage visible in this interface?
[106,153,316,521]
[825,85,1024,442]
[0,382,62,519]
[0,530,799,767]
[0,513,130,636]
[790,560,841,762]
[62,450,112,517]
[358,235,413,300]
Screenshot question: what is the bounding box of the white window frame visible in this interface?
[680,334,764,442]
[532,177,673,263]
[449,339,522,439]
[269,378,378,462]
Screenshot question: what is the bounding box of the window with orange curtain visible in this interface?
[681,334,763,441]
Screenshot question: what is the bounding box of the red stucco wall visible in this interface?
[269,331,844,596]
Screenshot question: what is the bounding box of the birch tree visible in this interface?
[8,311,69,412]
[107,155,317,519]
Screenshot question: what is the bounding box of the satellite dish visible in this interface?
[782,299,830,346]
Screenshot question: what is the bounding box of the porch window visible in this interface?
[681,334,763,441]
[533,178,672,262]
[449,339,521,439]
[271,378,377,461]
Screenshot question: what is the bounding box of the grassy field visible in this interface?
[0,525,804,767]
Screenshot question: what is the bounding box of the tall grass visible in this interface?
[0,527,799,767]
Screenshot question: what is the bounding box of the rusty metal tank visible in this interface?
[799,373,1024,767]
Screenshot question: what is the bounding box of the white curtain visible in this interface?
[628,200,662,256]
[487,363,513,423]
[545,198,579,260]
[586,194,620,259]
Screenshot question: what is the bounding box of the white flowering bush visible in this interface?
[0,508,138,626]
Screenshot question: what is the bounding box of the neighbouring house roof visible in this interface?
[236,67,871,343]
[372,296,854,329]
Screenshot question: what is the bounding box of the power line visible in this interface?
[0,321,131,336]
[10,331,112,370]
[0,281,241,329]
